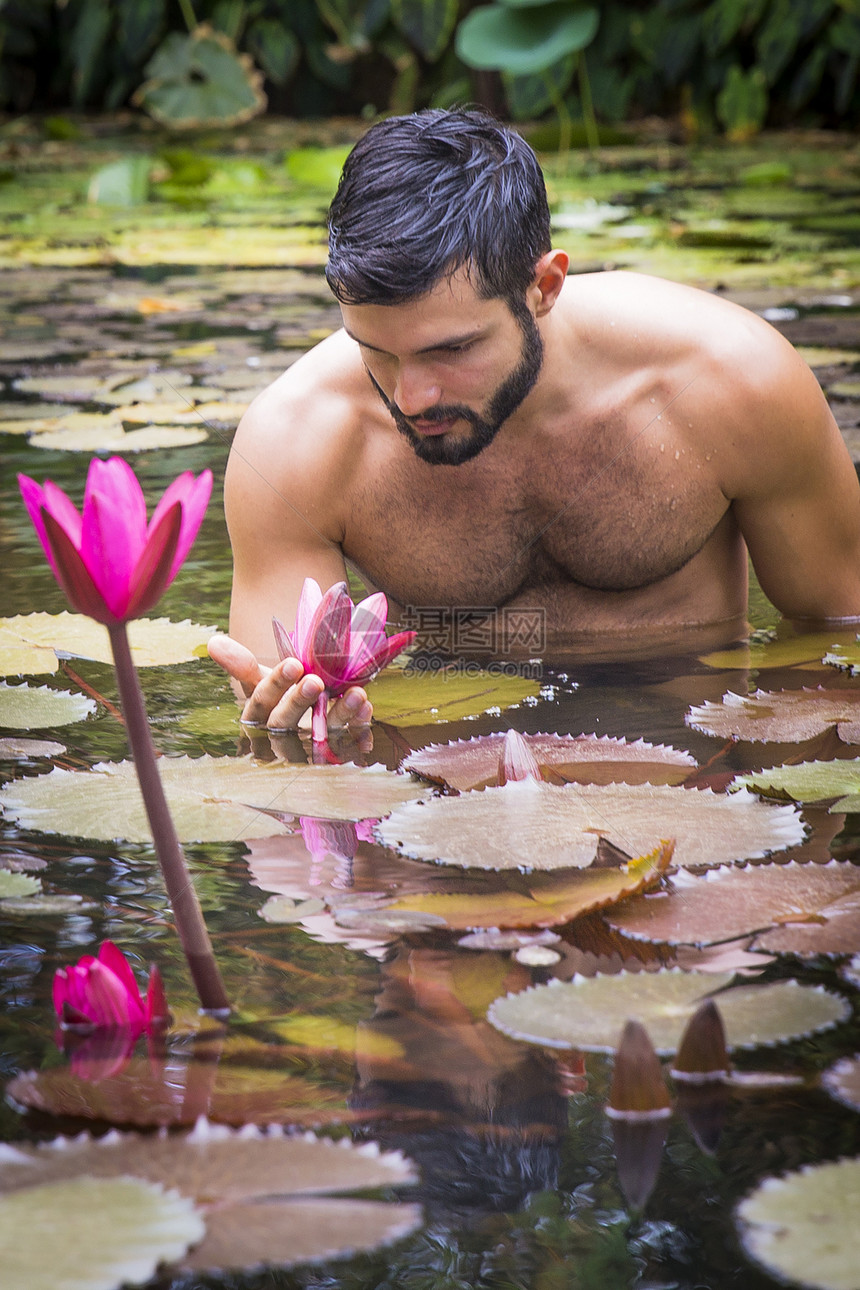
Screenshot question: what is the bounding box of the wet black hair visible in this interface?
[326,107,552,308]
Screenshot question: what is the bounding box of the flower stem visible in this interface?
[108,623,229,1015]
[311,691,329,743]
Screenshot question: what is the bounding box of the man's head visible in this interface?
[326,107,552,310]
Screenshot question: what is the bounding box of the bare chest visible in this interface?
[344,420,729,612]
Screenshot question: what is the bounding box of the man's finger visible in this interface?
[239,659,309,726]
[207,634,268,698]
[327,686,372,730]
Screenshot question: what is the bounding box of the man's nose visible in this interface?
[393,362,440,416]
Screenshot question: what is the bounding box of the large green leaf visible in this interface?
[366,665,540,724]
[0,681,96,729]
[134,26,267,130]
[736,759,860,805]
[456,4,598,75]
[391,0,458,60]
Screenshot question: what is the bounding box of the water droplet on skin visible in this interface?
[650,397,656,404]
[675,450,681,459]
[660,443,665,452]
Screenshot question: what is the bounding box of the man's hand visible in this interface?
[207,634,373,731]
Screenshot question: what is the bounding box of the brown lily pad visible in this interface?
[687,687,860,744]
[404,732,696,791]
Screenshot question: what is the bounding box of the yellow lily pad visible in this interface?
[0,612,218,673]
[0,681,96,728]
[366,665,541,725]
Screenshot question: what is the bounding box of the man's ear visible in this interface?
[529,249,570,317]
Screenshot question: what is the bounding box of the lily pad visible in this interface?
[0,893,97,916]
[29,422,210,452]
[0,613,218,673]
[0,736,65,758]
[5,1058,351,1128]
[404,732,696,791]
[377,780,804,871]
[822,1055,860,1113]
[736,759,860,805]
[0,869,41,898]
[375,841,675,931]
[699,632,854,672]
[0,1121,419,1275]
[0,681,96,728]
[0,756,424,843]
[605,860,860,957]
[0,1176,205,1290]
[736,1157,860,1290]
[366,665,541,725]
[487,970,849,1053]
[687,688,860,744]
[824,639,860,676]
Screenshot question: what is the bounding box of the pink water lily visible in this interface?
[18,455,212,625]
[53,941,169,1035]
[273,578,415,741]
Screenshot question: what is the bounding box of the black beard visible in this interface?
[368,307,544,467]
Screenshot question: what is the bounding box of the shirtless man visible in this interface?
[208,107,860,732]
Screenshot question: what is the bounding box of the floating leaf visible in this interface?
[259,895,326,923]
[737,1157,860,1290]
[824,639,860,676]
[736,759,860,805]
[6,1058,350,1128]
[0,893,96,916]
[487,970,849,1053]
[376,841,674,930]
[366,665,540,725]
[134,26,267,130]
[404,732,696,791]
[0,756,424,843]
[822,1055,860,1113]
[29,422,209,452]
[0,1122,419,1274]
[377,781,804,871]
[0,1176,204,1290]
[0,869,41,898]
[687,687,860,743]
[0,681,96,728]
[0,736,65,759]
[606,860,860,957]
[699,631,853,672]
[0,612,218,672]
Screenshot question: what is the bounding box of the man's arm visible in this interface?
[722,328,860,621]
[208,352,373,731]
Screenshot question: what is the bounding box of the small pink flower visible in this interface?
[273,578,415,741]
[19,456,212,625]
[53,941,169,1036]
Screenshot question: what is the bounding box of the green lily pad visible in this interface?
[377,781,804,871]
[0,893,97,915]
[0,756,424,843]
[0,869,41,898]
[0,613,218,673]
[824,639,860,675]
[687,688,860,744]
[736,759,860,805]
[737,1157,860,1290]
[366,665,541,725]
[0,681,96,728]
[29,422,210,452]
[134,26,266,130]
[487,970,850,1054]
[606,859,860,958]
[0,1176,205,1290]
[0,1122,420,1275]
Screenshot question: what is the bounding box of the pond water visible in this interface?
[1,123,860,1289]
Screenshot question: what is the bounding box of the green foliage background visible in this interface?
[0,0,858,137]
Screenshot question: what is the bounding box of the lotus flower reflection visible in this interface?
[273,578,415,741]
[54,941,168,1036]
[18,455,212,625]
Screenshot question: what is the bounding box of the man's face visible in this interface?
[341,269,545,467]
[371,304,543,466]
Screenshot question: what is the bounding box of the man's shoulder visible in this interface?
[240,329,366,439]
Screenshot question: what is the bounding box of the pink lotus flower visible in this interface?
[53,940,169,1035]
[18,456,212,625]
[273,578,415,741]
